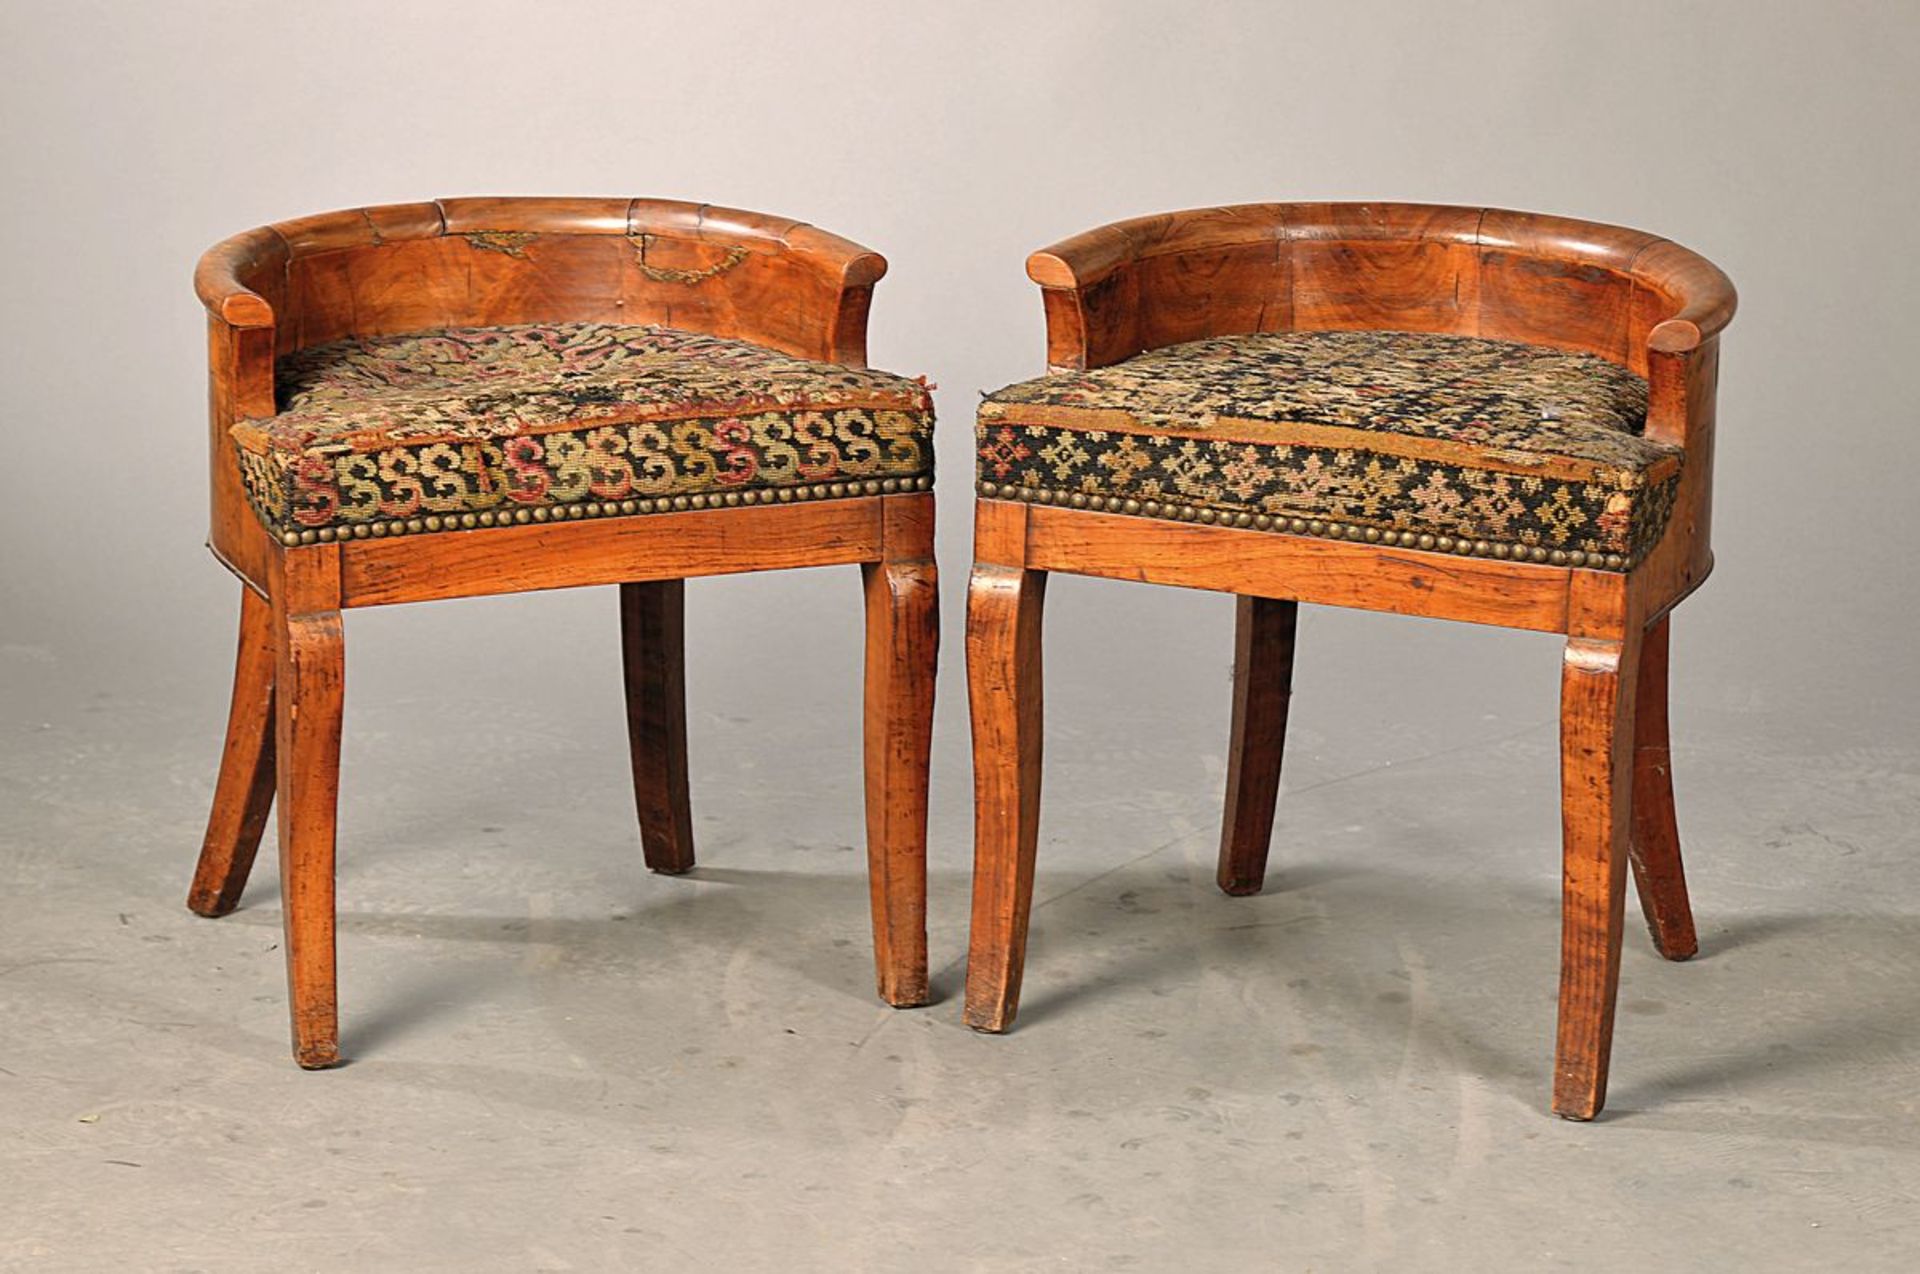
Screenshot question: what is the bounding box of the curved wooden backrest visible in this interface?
[195,197,890,592]
[196,196,887,367]
[1023,201,1735,610]
[1026,202,1735,377]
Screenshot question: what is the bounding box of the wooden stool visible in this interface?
[962,203,1734,1119]
[189,198,938,1067]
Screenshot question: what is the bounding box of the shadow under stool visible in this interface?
[188,197,938,1067]
[961,201,1735,1119]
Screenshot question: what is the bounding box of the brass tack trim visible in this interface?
[971,481,1646,572]
[280,472,931,545]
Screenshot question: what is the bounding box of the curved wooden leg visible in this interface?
[1630,616,1698,960]
[1217,596,1298,896]
[861,498,938,1007]
[188,586,277,917]
[275,608,345,1069]
[1554,632,1639,1119]
[621,579,695,875]
[962,563,1047,1032]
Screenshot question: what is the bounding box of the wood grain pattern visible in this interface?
[205,315,277,590]
[621,579,695,875]
[198,196,889,377]
[968,202,1733,1117]
[861,496,939,1006]
[961,562,1048,1032]
[1635,338,1722,608]
[1216,596,1298,897]
[187,584,277,917]
[273,606,345,1069]
[1025,202,1734,401]
[191,200,931,1067]
[338,500,886,607]
[1629,615,1698,961]
[1021,504,1571,633]
[1555,629,1639,1120]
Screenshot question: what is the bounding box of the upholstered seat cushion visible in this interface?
[236,323,935,543]
[976,330,1680,570]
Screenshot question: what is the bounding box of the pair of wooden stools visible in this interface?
[190,198,1733,1119]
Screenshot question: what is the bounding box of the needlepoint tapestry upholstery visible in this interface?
[235,323,934,541]
[976,330,1679,569]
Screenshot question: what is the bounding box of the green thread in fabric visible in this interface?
[977,330,1679,567]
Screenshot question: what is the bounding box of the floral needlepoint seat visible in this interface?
[977,329,1676,571]
[240,322,934,544]
[961,203,1737,1122]
[189,198,940,1070]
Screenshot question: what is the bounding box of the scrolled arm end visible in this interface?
[194,227,284,330]
[1025,221,1139,292]
[1636,242,1737,356]
[1647,318,1702,354]
[777,225,887,365]
[782,222,887,289]
[210,288,274,328]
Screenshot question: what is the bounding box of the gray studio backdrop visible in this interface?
[4,4,1916,956]
[5,2,1920,1269]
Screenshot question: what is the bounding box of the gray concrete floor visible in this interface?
[4,578,1918,1271]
